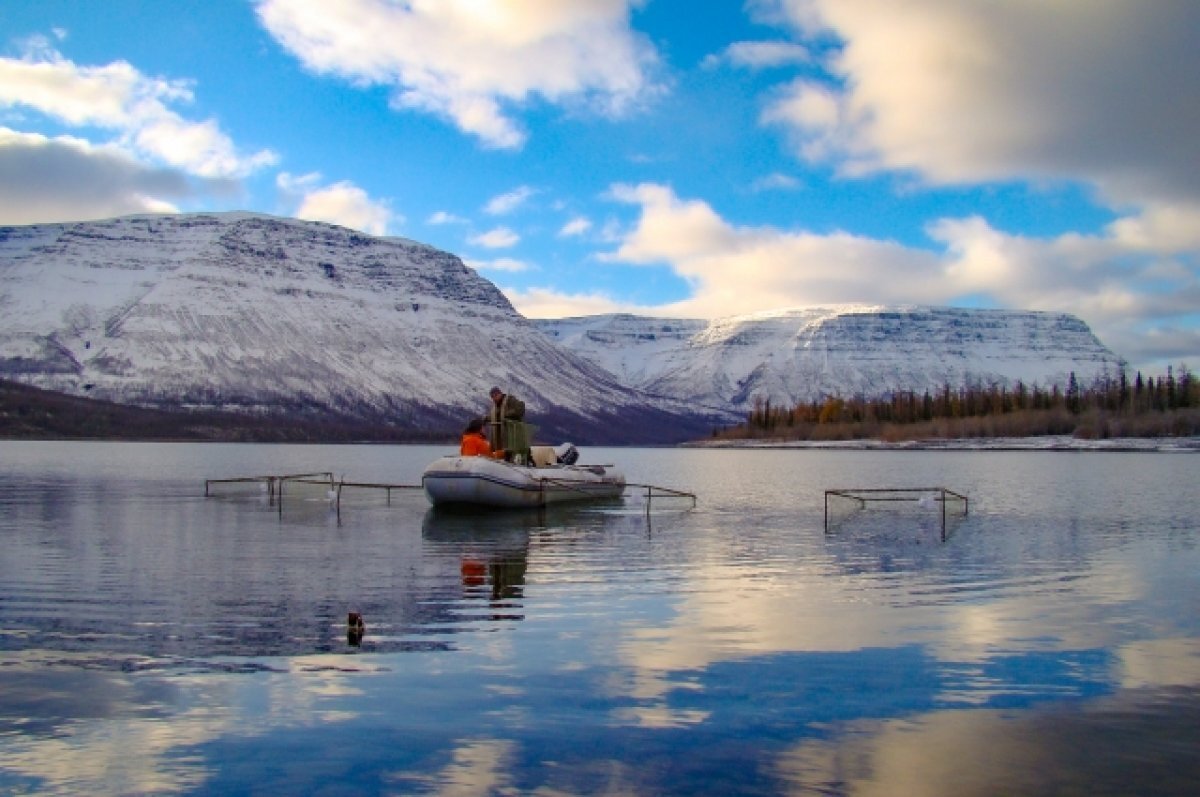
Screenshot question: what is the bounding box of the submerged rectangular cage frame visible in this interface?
[824,487,969,540]
[204,471,423,520]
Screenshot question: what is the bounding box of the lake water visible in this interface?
[1,440,1198,795]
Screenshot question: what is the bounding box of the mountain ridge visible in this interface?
[2,212,1123,442]
[535,306,1122,412]
[0,212,728,444]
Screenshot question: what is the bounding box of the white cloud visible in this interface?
[928,211,1200,369]
[606,183,1200,371]
[702,41,810,70]
[504,286,634,319]
[606,182,939,316]
[469,226,520,249]
[759,0,1200,208]
[0,127,221,224]
[1106,203,1200,255]
[761,79,849,163]
[0,43,276,179]
[465,256,531,274]
[427,210,468,225]
[278,172,395,235]
[255,0,663,150]
[750,172,801,192]
[558,216,593,237]
[484,185,535,215]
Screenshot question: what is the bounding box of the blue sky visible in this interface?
[1,1,1197,373]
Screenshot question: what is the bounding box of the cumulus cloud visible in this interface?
[277,172,395,235]
[504,286,633,319]
[0,128,221,224]
[255,0,662,149]
[701,41,810,70]
[606,182,940,316]
[929,209,1200,368]
[0,42,276,179]
[469,226,520,249]
[759,0,1200,208]
[484,185,535,215]
[606,183,1199,370]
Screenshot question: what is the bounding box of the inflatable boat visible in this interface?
[422,444,625,508]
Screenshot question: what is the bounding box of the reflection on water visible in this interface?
[0,441,1197,795]
[776,687,1200,797]
[423,508,531,622]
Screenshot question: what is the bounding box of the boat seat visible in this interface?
[529,446,558,468]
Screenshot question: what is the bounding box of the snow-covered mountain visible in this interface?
[0,213,727,443]
[2,213,1126,442]
[535,307,1123,411]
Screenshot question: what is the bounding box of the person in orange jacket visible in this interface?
[460,417,505,458]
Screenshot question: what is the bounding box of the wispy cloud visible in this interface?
[427,210,467,225]
[558,216,592,237]
[256,0,663,150]
[469,226,520,249]
[465,256,531,273]
[750,172,801,192]
[484,185,535,215]
[702,41,810,70]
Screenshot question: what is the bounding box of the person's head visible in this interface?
[465,417,485,434]
[489,386,503,403]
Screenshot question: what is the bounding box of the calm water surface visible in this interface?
[1,440,1197,795]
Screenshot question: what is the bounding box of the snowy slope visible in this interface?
[0,213,727,442]
[536,307,1123,411]
[2,213,1124,441]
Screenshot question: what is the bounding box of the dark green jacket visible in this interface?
[488,393,525,424]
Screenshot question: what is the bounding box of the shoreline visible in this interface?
[685,434,1200,452]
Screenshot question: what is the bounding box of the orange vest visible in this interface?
[460,432,495,457]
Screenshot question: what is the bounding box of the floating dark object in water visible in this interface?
[347,611,365,646]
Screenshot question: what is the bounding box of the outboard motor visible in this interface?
[554,442,579,465]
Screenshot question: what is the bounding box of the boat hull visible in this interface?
[422,456,625,508]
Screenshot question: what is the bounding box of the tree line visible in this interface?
[719,366,1199,442]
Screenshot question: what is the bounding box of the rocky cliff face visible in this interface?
[0,213,727,443]
[536,307,1122,411]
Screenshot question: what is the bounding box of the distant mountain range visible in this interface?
[537,307,1121,412]
[1,213,1122,443]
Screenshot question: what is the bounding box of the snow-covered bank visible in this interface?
[687,436,1200,452]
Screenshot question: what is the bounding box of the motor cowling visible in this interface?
[554,442,579,465]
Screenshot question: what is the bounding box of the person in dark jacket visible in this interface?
[488,387,525,422]
[487,387,527,460]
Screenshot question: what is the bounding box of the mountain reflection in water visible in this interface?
[0,441,1197,796]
